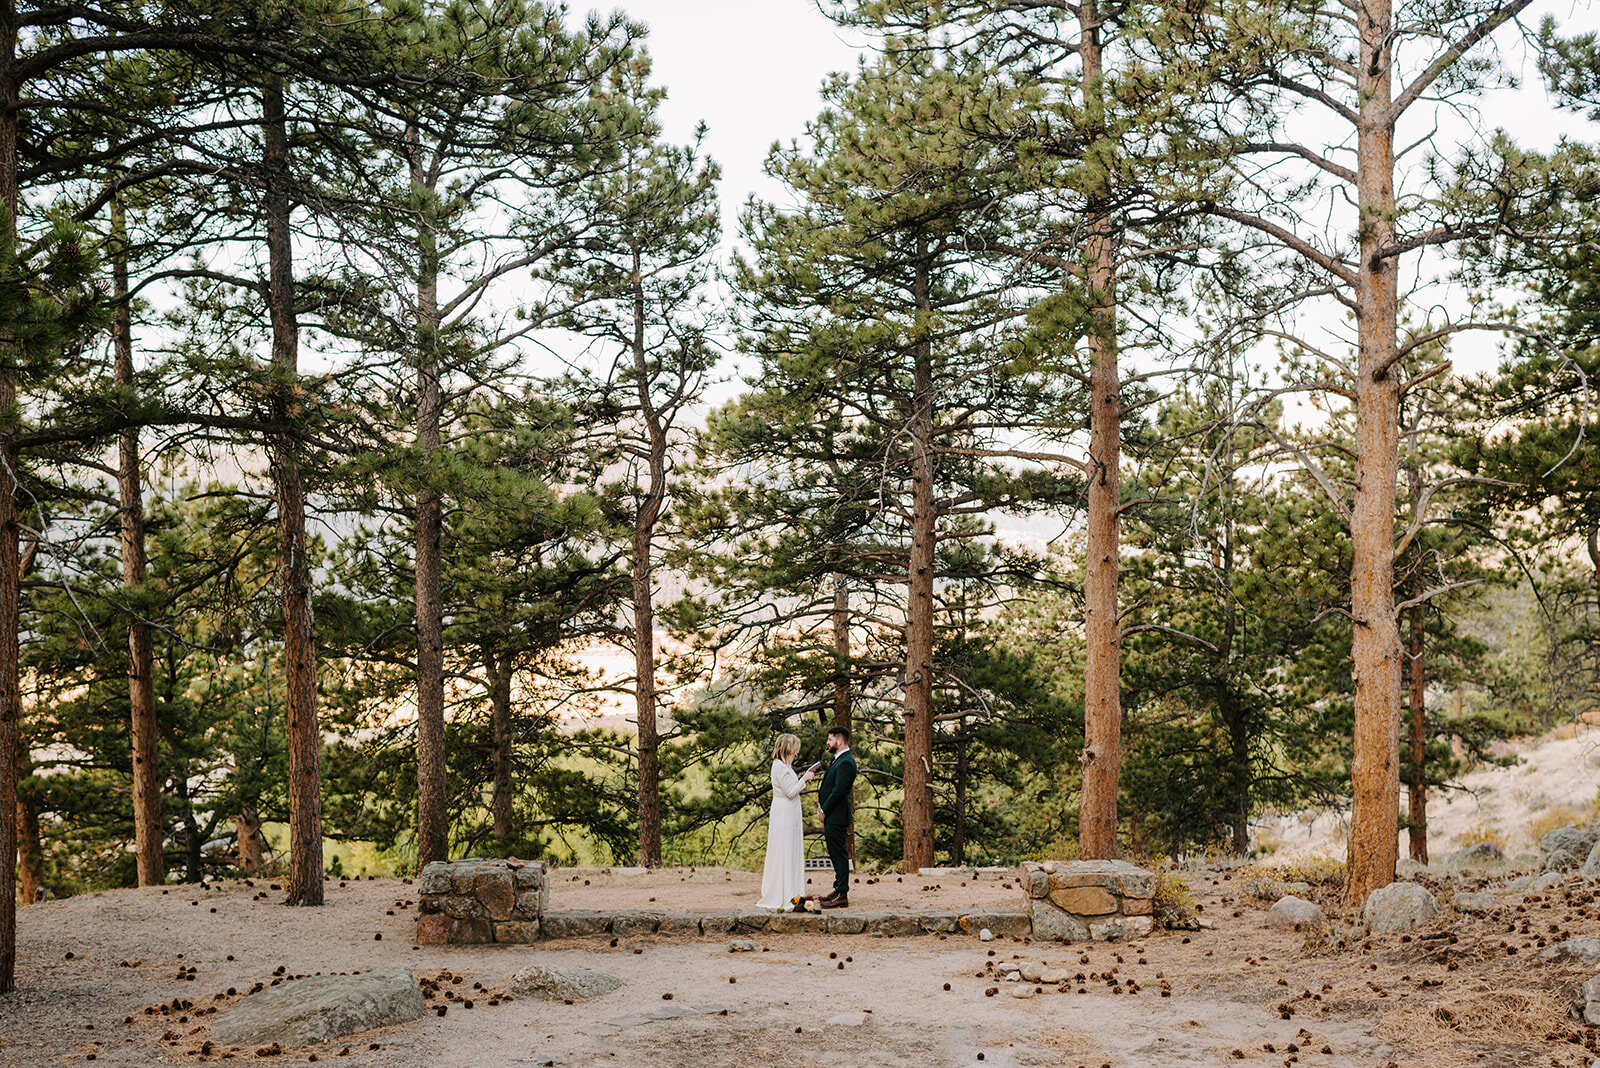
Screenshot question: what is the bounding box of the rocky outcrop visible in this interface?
[209,968,423,1050]
[507,965,622,1001]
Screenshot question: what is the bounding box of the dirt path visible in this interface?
[1,867,1592,1067]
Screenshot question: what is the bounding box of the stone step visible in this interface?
[529,908,1032,941]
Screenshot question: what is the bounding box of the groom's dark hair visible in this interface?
[827,725,850,743]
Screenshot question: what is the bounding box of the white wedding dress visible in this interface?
[756,759,806,909]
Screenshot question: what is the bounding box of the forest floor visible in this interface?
[3,863,1596,1068]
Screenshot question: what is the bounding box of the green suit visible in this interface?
[817,748,856,899]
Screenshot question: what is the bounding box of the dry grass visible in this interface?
[1381,982,1578,1068]
[1456,821,1510,851]
[1529,805,1589,848]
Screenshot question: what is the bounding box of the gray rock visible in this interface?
[727,939,758,953]
[1538,938,1600,964]
[1088,915,1151,941]
[1506,875,1534,891]
[919,914,960,934]
[1545,848,1585,872]
[1450,891,1503,914]
[539,911,610,938]
[1540,827,1598,863]
[417,862,454,896]
[507,965,623,1002]
[979,928,994,942]
[1585,974,1600,1027]
[960,911,1031,937]
[1010,984,1036,999]
[825,914,866,935]
[700,912,737,936]
[1396,859,1429,878]
[1532,871,1570,892]
[1442,842,1505,874]
[1266,895,1327,931]
[861,912,921,937]
[1028,900,1089,942]
[1018,961,1043,982]
[1363,881,1441,934]
[610,911,661,939]
[1583,841,1600,880]
[210,968,423,1050]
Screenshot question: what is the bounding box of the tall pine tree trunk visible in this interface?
[831,573,854,859]
[235,805,263,871]
[832,573,850,730]
[15,792,38,904]
[631,253,666,869]
[113,199,162,888]
[902,252,936,874]
[409,126,448,870]
[1078,1,1123,862]
[1407,605,1428,863]
[1345,0,1403,907]
[489,652,514,844]
[0,0,23,991]
[264,75,322,906]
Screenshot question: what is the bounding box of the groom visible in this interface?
[814,726,856,908]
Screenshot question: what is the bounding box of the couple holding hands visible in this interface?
[755,726,856,910]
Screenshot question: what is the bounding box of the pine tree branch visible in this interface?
[1389,0,1536,121]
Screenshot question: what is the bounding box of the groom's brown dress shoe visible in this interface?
[819,895,848,909]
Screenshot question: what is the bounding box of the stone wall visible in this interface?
[416,858,546,945]
[1022,859,1154,942]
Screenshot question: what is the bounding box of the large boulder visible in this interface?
[1582,840,1600,880]
[1363,881,1441,934]
[209,968,423,1050]
[1442,842,1505,875]
[1539,827,1598,869]
[1450,891,1503,914]
[506,965,622,1001]
[1266,896,1326,931]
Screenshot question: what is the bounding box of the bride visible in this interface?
[755,733,817,909]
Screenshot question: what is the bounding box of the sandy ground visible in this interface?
[4,865,1597,1068]
[1257,723,1600,860]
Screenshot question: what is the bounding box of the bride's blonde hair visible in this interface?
[771,733,801,763]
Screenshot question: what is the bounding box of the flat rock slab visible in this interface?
[533,908,1029,940]
[508,965,623,1001]
[209,968,423,1050]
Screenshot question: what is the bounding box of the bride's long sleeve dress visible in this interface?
[756,760,805,909]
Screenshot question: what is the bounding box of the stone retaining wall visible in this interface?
[1022,859,1154,942]
[416,858,547,945]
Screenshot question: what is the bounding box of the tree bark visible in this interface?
[1407,605,1428,864]
[235,805,263,872]
[1077,0,1123,862]
[263,75,322,906]
[113,199,163,888]
[489,652,514,845]
[15,749,38,904]
[1344,0,1403,907]
[408,124,448,871]
[631,252,666,870]
[0,0,22,992]
[902,250,937,874]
